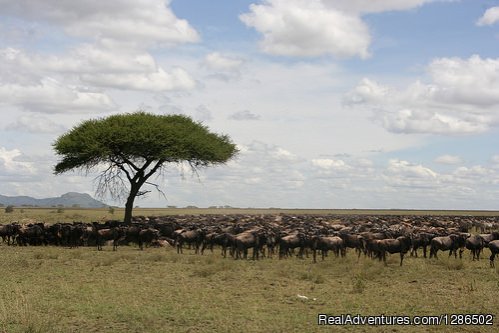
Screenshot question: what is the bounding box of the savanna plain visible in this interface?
[0,207,498,333]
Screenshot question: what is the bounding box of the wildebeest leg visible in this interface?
[422,245,427,258]
[313,249,317,263]
[400,253,404,266]
[490,253,495,268]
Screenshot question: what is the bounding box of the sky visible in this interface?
[1,0,499,210]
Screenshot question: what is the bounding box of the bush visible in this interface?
[5,205,14,213]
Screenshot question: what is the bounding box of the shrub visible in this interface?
[5,205,14,213]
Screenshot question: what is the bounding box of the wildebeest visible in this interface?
[175,229,205,254]
[479,232,499,245]
[376,236,412,266]
[465,234,485,260]
[138,228,160,250]
[278,232,309,259]
[234,230,261,260]
[0,223,19,245]
[17,224,45,246]
[94,226,125,251]
[488,240,499,268]
[429,234,468,259]
[312,236,345,263]
[339,233,364,258]
[201,232,236,257]
[410,232,434,258]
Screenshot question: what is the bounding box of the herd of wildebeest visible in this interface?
[1,214,499,267]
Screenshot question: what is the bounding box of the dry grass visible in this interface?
[0,208,498,332]
[2,207,499,225]
[0,244,497,333]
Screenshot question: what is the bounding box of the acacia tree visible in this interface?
[53,112,238,223]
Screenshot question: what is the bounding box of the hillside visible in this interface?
[0,192,108,208]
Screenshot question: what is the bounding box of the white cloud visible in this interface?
[346,55,499,135]
[0,46,196,93]
[0,78,116,114]
[434,155,462,165]
[429,55,499,107]
[477,6,499,26]
[383,159,438,188]
[323,0,435,14]
[204,53,244,71]
[0,0,199,47]
[312,158,350,171]
[240,0,371,58]
[81,67,195,92]
[240,0,439,58]
[0,147,36,176]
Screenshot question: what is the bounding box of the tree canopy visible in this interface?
[53,111,238,223]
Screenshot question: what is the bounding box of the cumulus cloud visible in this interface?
[240,0,371,58]
[0,147,36,176]
[0,46,196,93]
[477,6,499,26]
[228,110,261,121]
[312,158,351,171]
[204,52,244,71]
[240,0,438,58]
[434,155,462,165]
[324,0,435,14]
[384,159,438,188]
[0,0,199,47]
[81,67,195,92]
[346,55,499,135]
[0,78,116,114]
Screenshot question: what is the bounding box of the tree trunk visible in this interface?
[124,183,141,224]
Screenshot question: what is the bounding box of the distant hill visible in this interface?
[0,192,108,208]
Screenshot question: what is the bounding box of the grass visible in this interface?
[0,244,497,333]
[0,208,498,332]
[2,207,499,224]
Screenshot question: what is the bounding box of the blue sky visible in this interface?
[1,0,499,209]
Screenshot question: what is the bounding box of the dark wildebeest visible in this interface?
[201,232,237,257]
[376,236,412,266]
[479,232,499,245]
[0,224,19,245]
[138,228,160,250]
[175,229,205,254]
[339,233,364,258]
[278,233,308,259]
[410,232,434,258]
[234,230,261,260]
[17,224,45,246]
[465,234,485,261]
[488,240,499,268]
[429,234,468,259]
[94,227,125,251]
[312,236,345,263]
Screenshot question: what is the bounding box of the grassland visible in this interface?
[2,206,499,225]
[0,208,498,332]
